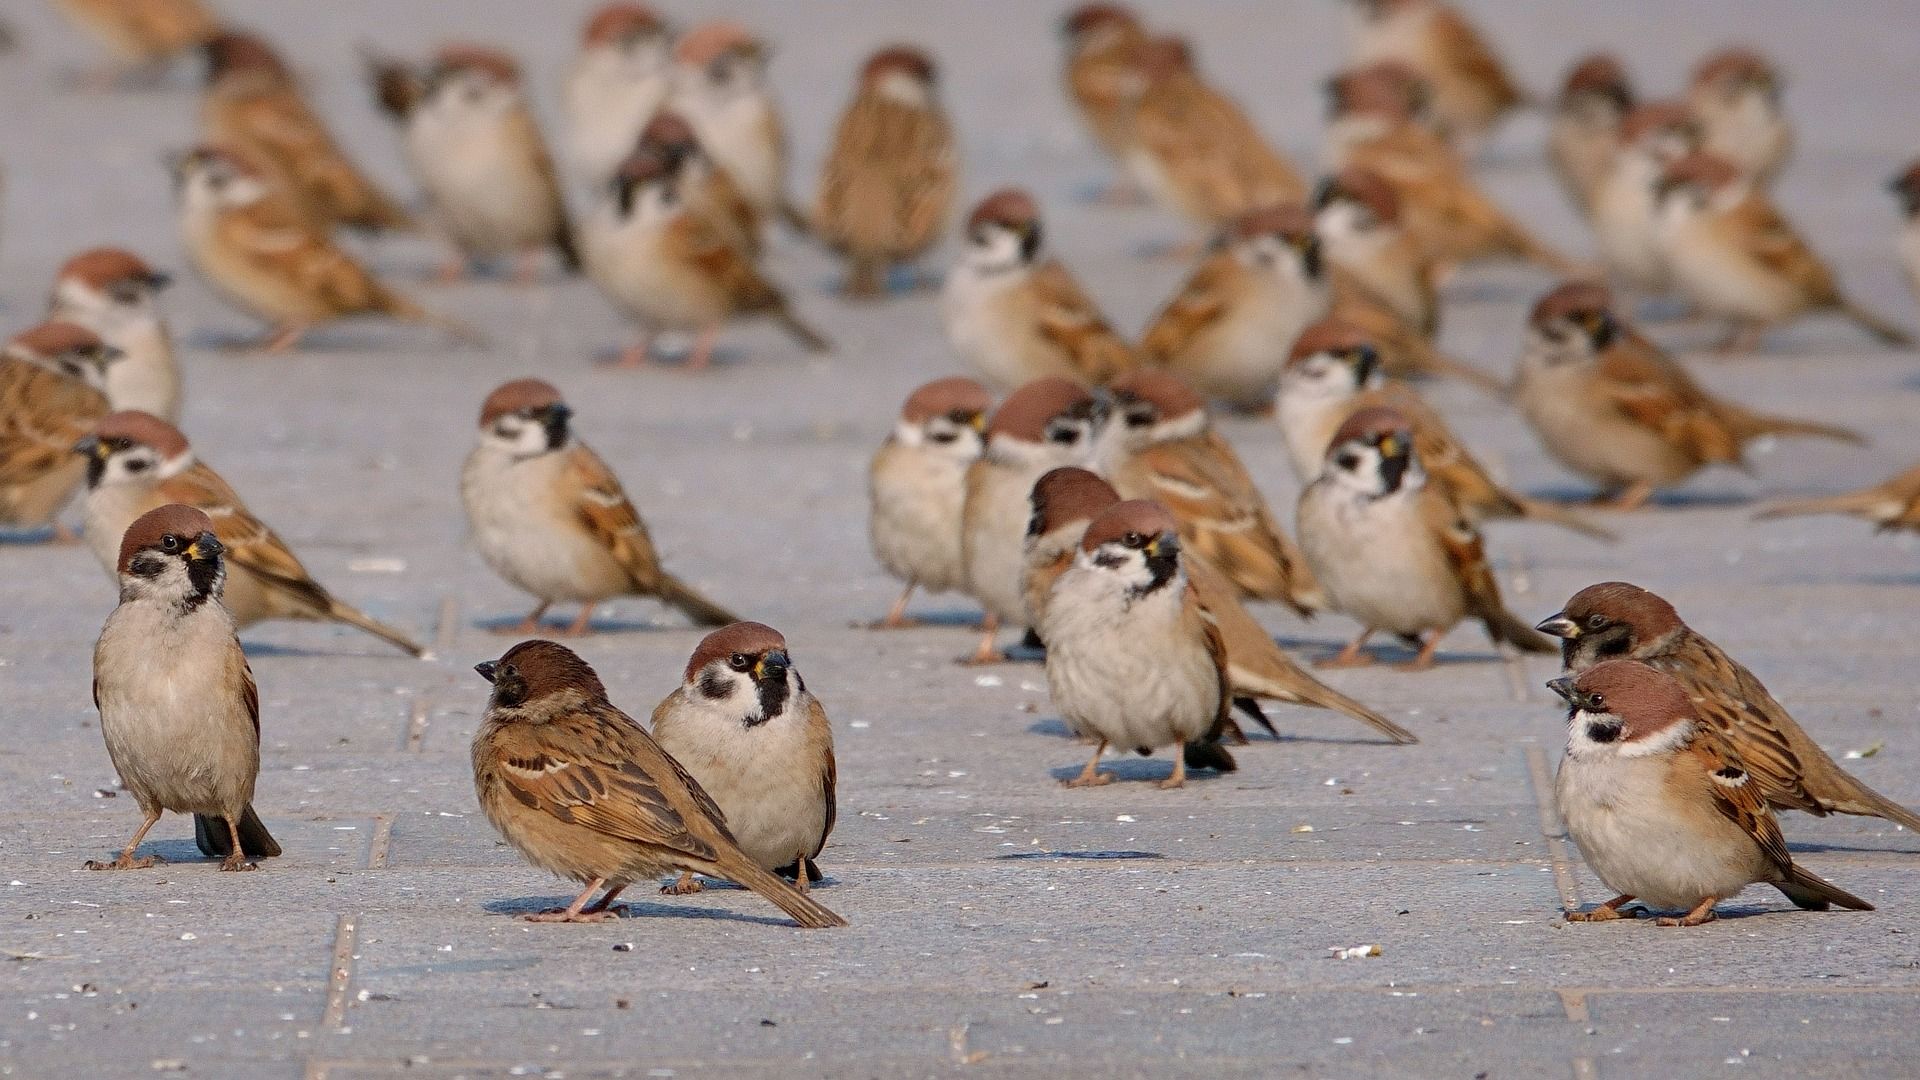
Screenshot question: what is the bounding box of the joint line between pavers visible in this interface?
[1572,1058,1597,1080]
[433,595,460,655]
[403,698,431,753]
[321,914,359,1030]
[1524,743,1581,912]
[366,815,393,869]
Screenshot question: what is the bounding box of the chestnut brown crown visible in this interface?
[482,640,609,705]
[1029,467,1121,535]
[862,45,936,86]
[1109,368,1204,422]
[1566,659,1697,741]
[1287,318,1375,366]
[1329,405,1411,450]
[966,188,1040,234]
[117,504,216,575]
[684,621,788,682]
[59,248,162,290]
[479,379,564,427]
[985,377,1094,441]
[1080,499,1179,554]
[94,411,191,459]
[675,21,760,67]
[582,3,666,48]
[900,377,992,425]
[1529,281,1615,329]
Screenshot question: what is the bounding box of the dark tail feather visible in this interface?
[776,858,825,884]
[720,856,847,928]
[654,573,740,627]
[1484,606,1557,653]
[553,217,583,274]
[1182,737,1237,773]
[1511,496,1620,542]
[778,199,813,236]
[195,806,281,860]
[1776,865,1874,912]
[325,598,430,658]
[1840,301,1914,348]
[1232,696,1279,739]
[775,308,832,353]
[1737,410,1867,447]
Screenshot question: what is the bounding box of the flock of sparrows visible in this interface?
[19,0,1920,931]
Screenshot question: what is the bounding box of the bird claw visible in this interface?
[1061,772,1114,788]
[219,854,258,872]
[522,908,622,923]
[660,873,704,896]
[84,854,158,871]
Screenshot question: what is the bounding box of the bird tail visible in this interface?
[1401,338,1509,396]
[1776,865,1874,912]
[1236,666,1418,745]
[778,199,813,236]
[195,805,282,860]
[1753,489,1888,522]
[1182,736,1238,773]
[1805,765,1920,833]
[1230,696,1277,740]
[654,573,741,628]
[775,308,832,353]
[1726,407,1866,448]
[387,292,491,349]
[1509,496,1620,542]
[1840,301,1914,348]
[716,855,848,928]
[325,598,431,658]
[553,217,584,274]
[1483,606,1557,654]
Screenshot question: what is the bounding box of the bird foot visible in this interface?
[522,908,622,923]
[85,854,158,871]
[1314,653,1375,669]
[1565,907,1635,923]
[660,873,704,896]
[1061,772,1114,788]
[219,854,258,872]
[1157,776,1187,790]
[1655,911,1717,928]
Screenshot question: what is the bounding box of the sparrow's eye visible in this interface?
[1586,614,1607,630]
[1122,531,1146,549]
[1335,451,1361,472]
[1588,693,1605,710]
[159,534,181,553]
[124,459,149,474]
[728,653,753,672]
[1045,423,1080,445]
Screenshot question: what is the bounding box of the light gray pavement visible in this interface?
[4,1,1920,1076]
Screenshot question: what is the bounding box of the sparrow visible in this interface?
[1024,467,1417,745]
[1276,318,1614,541]
[584,148,828,369]
[77,410,428,657]
[1513,282,1863,509]
[54,0,216,82]
[1138,205,1331,411]
[1590,101,1699,299]
[47,248,182,422]
[1755,462,1920,534]
[461,379,740,635]
[1343,0,1524,149]
[1058,4,1150,197]
[1312,166,1439,335]
[812,46,957,298]
[1102,368,1324,615]
[669,21,806,233]
[1655,151,1912,352]
[1297,406,1553,669]
[1549,54,1635,219]
[1040,499,1235,788]
[563,4,674,189]
[1892,160,1920,311]
[942,189,1138,390]
[0,322,120,540]
[89,504,281,872]
[636,110,763,259]
[1540,580,1920,834]
[1689,48,1792,187]
[1325,258,1504,392]
[200,31,413,233]
[868,377,993,628]
[650,622,836,892]
[959,377,1104,663]
[171,145,478,353]
[368,44,579,283]
[1551,659,1872,926]
[471,639,846,927]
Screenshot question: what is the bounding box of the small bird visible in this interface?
[47,248,181,422]
[942,189,1138,390]
[0,322,119,541]
[636,110,763,258]
[1892,161,1920,311]
[669,21,805,232]
[1041,499,1235,788]
[1513,282,1863,509]
[200,31,413,233]
[1313,166,1438,335]
[1590,102,1699,300]
[960,377,1104,663]
[1755,463,1920,534]
[1297,406,1553,669]
[869,377,993,628]
[1539,581,1920,834]
[1343,0,1524,149]
[1058,4,1150,198]
[1655,151,1912,352]
[1102,369,1324,615]
[650,622,836,892]
[1688,48,1792,187]
[77,411,428,658]
[1139,205,1331,411]
[54,0,216,83]
[1549,55,1635,219]
[462,379,739,636]
[471,639,846,927]
[563,4,675,189]
[1551,659,1872,927]
[368,44,578,283]
[89,504,281,872]
[171,145,477,353]
[813,46,957,298]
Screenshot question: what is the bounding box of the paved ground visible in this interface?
[4,1,1920,1077]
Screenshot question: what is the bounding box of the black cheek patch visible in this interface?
[697,670,733,700]
[129,552,167,578]
[1585,722,1620,744]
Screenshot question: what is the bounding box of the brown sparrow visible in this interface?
[1893,161,1920,311]
[471,640,846,927]
[650,622,836,892]
[1040,499,1235,788]
[1541,581,1920,833]
[869,377,993,628]
[1313,166,1438,335]
[1297,406,1553,669]
[1102,369,1323,615]
[1656,151,1912,352]
[0,322,119,539]
[55,0,215,82]
[369,44,579,283]
[1325,261,1503,392]
[942,189,1138,390]
[89,504,281,872]
[201,32,413,233]
[78,411,428,657]
[1059,4,1150,195]
[1549,54,1634,219]
[1551,659,1872,927]
[813,46,957,298]
[669,22,806,233]
[637,111,763,258]
[1344,0,1524,149]
[1514,282,1863,509]
[1139,205,1330,410]
[1756,462,1920,534]
[462,379,739,636]
[563,4,674,188]
[1591,102,1699,299]
[171,145,477,353]
[1689,49,1791,186]
[48,248,181,422]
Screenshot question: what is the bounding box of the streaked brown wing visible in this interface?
[566,445,662,591]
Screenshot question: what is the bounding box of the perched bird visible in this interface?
[1590,102,1699,300]
[0,322,119,541]
[636,111,762,258]
[1058,4,1150,196]
[368,44,579,282]
[942,189,1137,390]
[1756,463,1920,534]
[89,504,280,872]
[471,640,845,927]
[1343,0,1524,148]
[1689,48,1791,186]
[812,46,957,298]
[1892,161,1920,311]
[48,248,181,422]
[1549,54,1635,218]
[1041,499,1234,788]
[959,377,1104,663]
[669,22,804,232]
[201,31,412,233]
[868,377,993,628]
[1139,205,1331,411]
[54,0,216,82]
[1551,659,1872,927]
[1313,166,1438,335]
[1655,151,1912,352]
[77,411,428,658]
[1540,581,1920,834]
[1297,406,1553,669]
[1514,283,1863,509]
[651,622,836,892]
[462,380,739,635]
[171,145,476,353]
[1102,369,1323,615]
[563,4,674,189]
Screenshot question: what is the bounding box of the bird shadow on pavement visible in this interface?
[1043,757,1230,786]
[1522,484,1754,510]
[1786,838,1920,855]
[849,608,984,629]
[237,640,405,660]
[184,326,418,354]
[588,344,747,370]
[483,893,804,928]
[468,614,669,636]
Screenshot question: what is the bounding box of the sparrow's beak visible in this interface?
[144,270,173,291]
[969,411,986,433]
[474,660,499,683]
[1145,531,1180,561]
[185,531,223,562]
[752,650,789,684]
[1546,676,1575,704]
[99,344,126,365]
[1536,613,1579,639]
[1377,433,1405,460]
[74,435,104,459]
